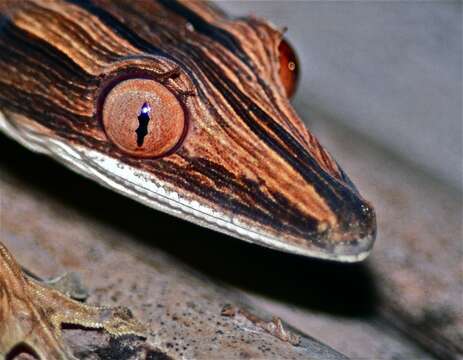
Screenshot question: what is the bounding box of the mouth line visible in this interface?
[75,147,374,263]
[0,113,373,262]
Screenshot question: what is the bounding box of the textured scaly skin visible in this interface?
[0,0,376,357]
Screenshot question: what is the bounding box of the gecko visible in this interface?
[0,0,376,358]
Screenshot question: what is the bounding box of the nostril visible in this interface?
[348,201,376,240]
[326,205,376,261]
[359,201,376,236]
[326,199,377,245]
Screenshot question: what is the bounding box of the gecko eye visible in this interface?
[278,39,299,98]
[101,78,186,158]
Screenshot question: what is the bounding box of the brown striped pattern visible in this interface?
[0,0,376,259]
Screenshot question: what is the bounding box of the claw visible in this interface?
[0,241,146,359]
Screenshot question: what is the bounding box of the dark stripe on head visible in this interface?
[157,0,252,67]
[176,42,364,221]
[0,0,376,256]
[0,20,96,125]
[65,0,169,58]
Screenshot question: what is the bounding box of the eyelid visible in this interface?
[96,66,189,158]
[98,56,195,99]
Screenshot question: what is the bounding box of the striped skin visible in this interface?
[0,0,376,261]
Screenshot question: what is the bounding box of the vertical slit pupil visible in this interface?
[135,102,151,147]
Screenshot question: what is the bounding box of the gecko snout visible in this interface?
[321,198,377,261]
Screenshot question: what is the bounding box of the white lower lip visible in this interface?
[0,110,372,263]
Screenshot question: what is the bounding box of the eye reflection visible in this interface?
[136,102,151,147]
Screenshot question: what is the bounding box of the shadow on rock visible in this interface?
[1,136,380,318]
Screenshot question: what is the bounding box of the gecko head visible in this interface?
[1,0,376,262]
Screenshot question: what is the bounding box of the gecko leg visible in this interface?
[21,267,89,301]
[0,241,146,360]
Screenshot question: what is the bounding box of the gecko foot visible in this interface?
[0,241,146,360]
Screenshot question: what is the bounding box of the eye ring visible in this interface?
[96,71,189,159]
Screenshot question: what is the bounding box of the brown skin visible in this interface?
[0,0,376,254]
[0,0,376,357]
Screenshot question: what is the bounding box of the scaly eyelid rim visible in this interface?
[95,58,192,159]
